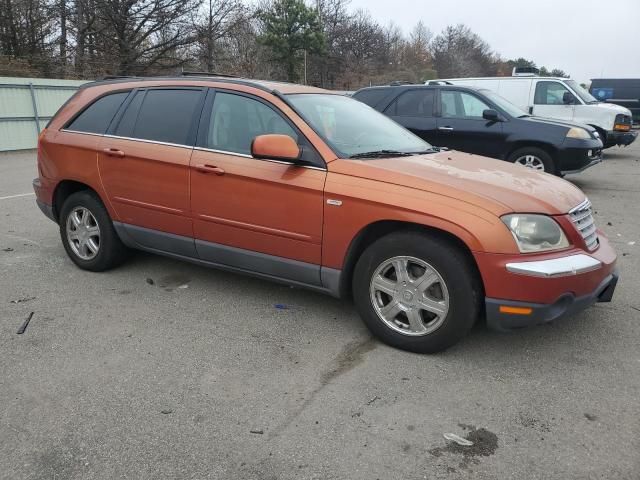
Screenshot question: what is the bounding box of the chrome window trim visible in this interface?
[506,254,602,278]
[60,129,105,137]
[104,134,193,150]
[193,146,326,171]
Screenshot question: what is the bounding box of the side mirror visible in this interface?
[563,91,577,105]
[251,134,301,162]
[482,109,501,122]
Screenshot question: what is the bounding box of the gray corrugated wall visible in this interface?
[0,77,87,152]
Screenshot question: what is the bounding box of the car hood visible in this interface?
[524,115,597,133]
[593,101,633,116]
[330,150,586,216]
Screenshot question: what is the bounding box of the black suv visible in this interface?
[353,85,604,175]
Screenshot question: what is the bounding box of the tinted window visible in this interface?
[534,81,570,105]
[441,91,491,118]
[131,89,202,145]
[353,89,392,107]
[204,92,298,155]
[67,92,128,134]
[113,90,144,137]
[387,90,435,116]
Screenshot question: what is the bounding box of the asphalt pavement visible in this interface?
[1,145,639,480]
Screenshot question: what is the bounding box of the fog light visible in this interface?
[587,150,592,157]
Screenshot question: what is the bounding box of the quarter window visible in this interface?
[66,92,129,134]
[129,89,202,145]
[441,91,491,118]
[386,90,435,117]
[534,81,571,105]
[204,92,298,155]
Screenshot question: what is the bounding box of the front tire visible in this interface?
[59,190,129,271]
[508,147,556,175]
[352,231,481,353]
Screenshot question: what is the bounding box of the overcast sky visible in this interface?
[348,0,640,84]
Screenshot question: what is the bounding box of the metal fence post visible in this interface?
[28,82,41,138]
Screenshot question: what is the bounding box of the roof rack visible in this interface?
[180,70,239,78]
[99,75,139,81]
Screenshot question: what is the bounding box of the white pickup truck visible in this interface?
[427,75,637,148]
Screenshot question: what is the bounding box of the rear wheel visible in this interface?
[508,147,556,175]
[59,191,129,271]
[352,231,481,353]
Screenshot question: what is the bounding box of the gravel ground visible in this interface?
[1,145,639,480]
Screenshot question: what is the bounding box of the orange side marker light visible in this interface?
[499,306,533,315]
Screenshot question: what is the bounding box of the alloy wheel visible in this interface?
[369,256,449,336]
[66,206,101,260]
[514,154,545,171]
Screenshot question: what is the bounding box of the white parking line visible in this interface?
[0,192,35,201]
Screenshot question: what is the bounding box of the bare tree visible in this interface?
[195,0,242,72]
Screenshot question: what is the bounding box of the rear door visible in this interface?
[383,89,438,145]
[531,80,576,121]
[98,87,205,252]
[435,89,505,158]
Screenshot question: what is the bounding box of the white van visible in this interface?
[427,76,637,148]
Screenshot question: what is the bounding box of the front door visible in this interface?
[190,90,326,285]
[435,89,506,158]
[531,80,576,121]
[98,88,205,252]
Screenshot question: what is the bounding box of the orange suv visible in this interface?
[33,76,619,352]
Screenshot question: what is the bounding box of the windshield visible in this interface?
[566,80,598,103]
[287,94,432,158]
[479,89,528,117]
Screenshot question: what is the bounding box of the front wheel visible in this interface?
[352,231,482,353]
[508,147,557,175]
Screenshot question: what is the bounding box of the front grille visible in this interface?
[569,199,599,251]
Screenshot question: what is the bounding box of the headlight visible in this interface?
[502,214,570,253]
[566,127,591,139]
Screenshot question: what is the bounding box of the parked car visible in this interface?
[590,78,640,126]
[353,84,603,175]
[427,75,637,148]
[34,76,618,353]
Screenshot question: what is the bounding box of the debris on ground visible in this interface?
[146,278,155,285]
[177,284,189,289]
[160,409,173,414]
[10,296,36,304]
[443,432,474,446]
[274,304,290,310]
[607,222,612,226]
[628,241,636,246]
[584,413,598,421]
[2,247,14,252]
[16,312,34,335]
[249,429,264,434]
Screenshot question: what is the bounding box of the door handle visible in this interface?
[195,164,225,175]
[103,148,125,157]
[438,126,454,131]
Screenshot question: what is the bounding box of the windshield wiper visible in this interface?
[349,150,415,159]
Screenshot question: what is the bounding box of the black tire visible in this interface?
[59,190,129,271]
[352,231,482,354]
[507,146,557,175]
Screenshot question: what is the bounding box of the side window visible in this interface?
[386,90,435,117]
[441,91,490,118]
[130,89,202,145]
[534,81,570,105]
[66,92,128,134]
[113,90,144,137]
[204,92,298,155]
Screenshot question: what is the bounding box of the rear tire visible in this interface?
[352,231,481,353]
[508,147,557,175]
[59,190,129,271]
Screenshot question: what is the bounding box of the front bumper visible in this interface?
[486,271,618,331]
[557,138,603,174]
[475,234,618,331]
[604,129,637,148]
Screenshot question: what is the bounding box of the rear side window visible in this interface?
[353,89,392,108]
[66,92,128,134]
[386,90,435,116]
[128,89,202,145]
